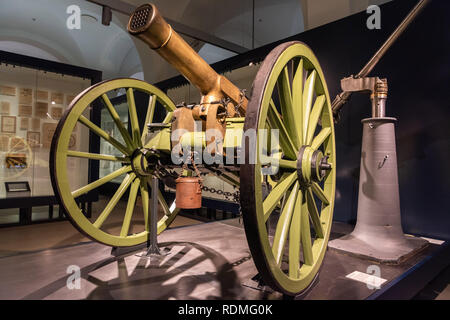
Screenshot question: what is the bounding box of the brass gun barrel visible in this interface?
[127,3,246,114]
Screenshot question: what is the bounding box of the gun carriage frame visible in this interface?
[49,0,429,295]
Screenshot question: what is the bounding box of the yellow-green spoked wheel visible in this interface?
[50,78,180,247]
[241,42,336,295]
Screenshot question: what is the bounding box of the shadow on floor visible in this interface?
[22,241,244,300]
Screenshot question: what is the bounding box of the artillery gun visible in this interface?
[49,1,428,296]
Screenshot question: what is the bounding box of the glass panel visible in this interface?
[0,63,91,199]
[99,97,129,182]
[32,206,50,222]
[0,208,20,225]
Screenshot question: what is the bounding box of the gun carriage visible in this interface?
[50,3,338,296]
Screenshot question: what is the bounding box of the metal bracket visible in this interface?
[242,272,320,299]
[242,273,275,294]
[111,243,146,257]
[340,76,388,118]
[340,76,379,93]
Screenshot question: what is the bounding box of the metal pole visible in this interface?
[331,0,431,117]
[146,176,161,255]
[357,0,431,79]
[252,0,255,49]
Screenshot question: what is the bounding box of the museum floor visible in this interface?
[0,195,201,257]
[0,196,448,300]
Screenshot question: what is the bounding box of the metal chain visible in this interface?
[202,185,242,224]
[234,89,246,117]
[179,151,203,187]
[201,184,240,203]
[223,89,246,117]
[178,151,244,223]
[201,185,238,200]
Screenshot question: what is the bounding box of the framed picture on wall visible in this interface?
[31,118,40,131]
[51,107,63,119]
[0,101,10,115]
[18,104,32,117]
[35,102,48,118]
[36,90,49,101]
[0,135,9,152]
[66,94,76,105]
[20,118,29,130]
[51,92,64,105]
[0,86,16,96]
[1,116,16,133]
[19,88,33,104]
[27,131,40,148]
[42,122,57,148]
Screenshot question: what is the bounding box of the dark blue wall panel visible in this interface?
[303,0,450,239]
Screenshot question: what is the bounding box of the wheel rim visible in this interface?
[50,78,180,247]
[241,41,336,295]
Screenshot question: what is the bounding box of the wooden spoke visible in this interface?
[101,94,135,149]
[141,94,157,144]
[93,173,135,228]
[300,196,313,265]
[306,188,324,238]
[67,150,129,162]
[289,189,303,278]
[126,88,142,148]
[303,70,317,139]
[267,99,297,160]
[72,165,131,198]
[272,182,299,265]
[156,190,181,234]
[311,127,331,150]
[263,172,297,222]
[163,111,173,123]
[158,189,174,216]
[120,177,140,237]
[311,182,329,205]
[277,66,300,148]
[78,115,130,155]
[278,158,296,170]
[292,59,304,145]
[305,95,325,145]
[260,154,296,170]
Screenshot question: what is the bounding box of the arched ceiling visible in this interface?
[0,0,142,79]
[0,0,392,83]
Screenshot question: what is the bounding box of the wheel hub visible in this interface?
[297,145,331,188]
[130,148,158,177]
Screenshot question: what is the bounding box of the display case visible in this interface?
[99,98,129,184]
[0,51,102,226]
